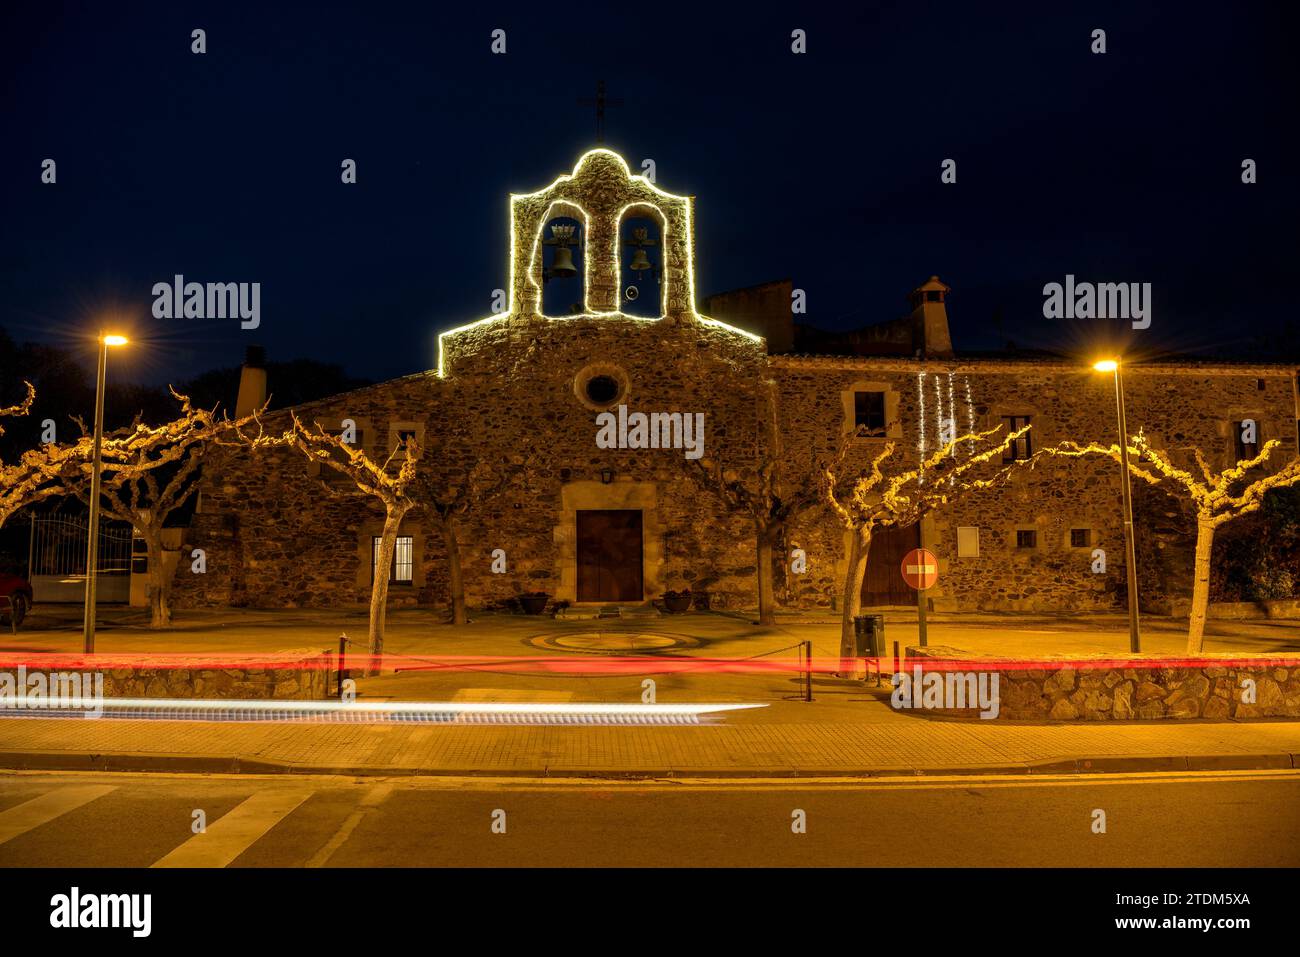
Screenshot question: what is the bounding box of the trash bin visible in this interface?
[852,614,885,658]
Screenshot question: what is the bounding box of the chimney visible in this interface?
[235,345,268,417]
[909,276,954,358]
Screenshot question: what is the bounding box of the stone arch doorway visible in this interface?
[556,481,663,604]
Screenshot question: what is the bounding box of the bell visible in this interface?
[624,226,656,276]
[550,246,577,278]
[544,223,579,279]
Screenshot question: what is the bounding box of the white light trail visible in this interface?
[0,698,767,726]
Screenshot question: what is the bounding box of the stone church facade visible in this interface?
[172,149,1299,615]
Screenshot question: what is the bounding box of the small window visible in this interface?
[956,526,980,558]
[925,290,942,302]
[854,391,886,435]
[1070,528,1091,548]
[388,422,424,459]
[1016,529,1038,549]
[1002,416,1033,461]
[586,375,620,405]
[389,429,418,460]
[372,535,414,584]
[1233,420,1260,463]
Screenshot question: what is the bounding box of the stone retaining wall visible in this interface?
[1147,598,1300,620]
[906,646,1300,720]
[0,648,334,701]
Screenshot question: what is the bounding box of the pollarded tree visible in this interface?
[685,380,846,625]
[245,414,422,673]
[0,382,71,528]
[62,389,247,628]
[1053,433,1300,653]
[823,424,1032,669]
[0,382,119,531]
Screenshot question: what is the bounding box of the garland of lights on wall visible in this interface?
[916,370,977,483]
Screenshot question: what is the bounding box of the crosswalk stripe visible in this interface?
[152,790,313,868]
[0,785,118,846]
[305,784,393,868]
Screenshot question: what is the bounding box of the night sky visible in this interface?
[3,1,1297,389]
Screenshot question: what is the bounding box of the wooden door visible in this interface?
[576,510,644,602]
[861,523,920,606]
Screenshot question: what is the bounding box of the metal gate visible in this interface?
[26,514,134,603]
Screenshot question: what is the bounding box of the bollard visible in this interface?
[337,632,348,698]
[803,640,813,702]
[893,640,900,681]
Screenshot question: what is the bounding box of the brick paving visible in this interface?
[1,716,1296,777]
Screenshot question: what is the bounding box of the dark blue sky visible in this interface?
[3,1,1296,386]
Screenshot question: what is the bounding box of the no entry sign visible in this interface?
[901,548,939,590]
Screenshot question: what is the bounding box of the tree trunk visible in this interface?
[756,524,777,626]
[144,531,171,629]
[838,524,872,676]
[442,515,467,626]
[367,505,407,675]
[1186,516,1215,655]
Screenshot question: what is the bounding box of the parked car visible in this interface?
[0,573,33,629]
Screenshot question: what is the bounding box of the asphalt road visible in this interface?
[1,770,1297,867]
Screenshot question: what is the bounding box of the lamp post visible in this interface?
[1093,359,1141,653]
[83,333,128,654]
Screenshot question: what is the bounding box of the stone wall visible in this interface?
[908,646,1300,720]
[774,357,1297,612]
[175,313,769,612]
[172,348,1297,615]
[1149,598,1300,619]
[0,649,334,701]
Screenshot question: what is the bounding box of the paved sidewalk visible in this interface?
[11,606,1299,660]
[1,716,1297,778]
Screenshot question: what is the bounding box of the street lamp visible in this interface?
[83,332,128,653]
[1093,358,1141,653]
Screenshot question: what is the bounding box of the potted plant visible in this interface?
[519,591,550,615]
[691,576,718,611]
[662,589,692,614]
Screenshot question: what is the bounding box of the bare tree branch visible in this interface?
[1042,430,1300,652]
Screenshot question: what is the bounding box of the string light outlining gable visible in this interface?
[435,148,763,378]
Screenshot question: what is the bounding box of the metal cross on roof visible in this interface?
[577,80,623,145]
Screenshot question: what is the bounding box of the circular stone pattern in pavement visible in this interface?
[528,631,703,654]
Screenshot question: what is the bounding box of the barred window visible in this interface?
[372,535,414,584]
